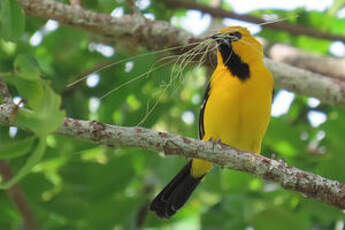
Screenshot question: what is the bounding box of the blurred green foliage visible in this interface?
[0,0,345,229]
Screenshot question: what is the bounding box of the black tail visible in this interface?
[150,161,203,219]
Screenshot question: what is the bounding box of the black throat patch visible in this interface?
[218,43,250,80]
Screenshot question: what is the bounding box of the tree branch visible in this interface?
[0,102,345,210]
[0,78,12,104]
[0,160,40,230]
[263,58,345,106]
[264,42,345,80]
[16,0,345,107]
[164,0,345,43]
[17,0,195,50]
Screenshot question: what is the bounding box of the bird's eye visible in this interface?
[229,32,242,40]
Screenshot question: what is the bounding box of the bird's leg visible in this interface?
[270,153,286,166]
[207,137,222,151]
[278,157,287,166]
[207,137,215,151]
[207,137,224,168]
[215,138,222,145]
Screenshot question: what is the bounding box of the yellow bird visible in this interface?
[150,26,274,218]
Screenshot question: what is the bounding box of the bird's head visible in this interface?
[211,26,263,66]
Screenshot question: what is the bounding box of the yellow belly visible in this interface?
[191,64,273,178]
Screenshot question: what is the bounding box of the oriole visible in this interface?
[150,26,274,218]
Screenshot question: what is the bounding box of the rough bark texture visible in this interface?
[266,43,345,80]
[16,0,345,107]
[264,58,345,106]
[17,0,195,51]
[0,102,345,210]
[0,78,12,104]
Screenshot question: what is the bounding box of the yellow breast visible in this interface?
[203,61,273,153]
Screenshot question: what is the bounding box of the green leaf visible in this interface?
[250,208,310,230]
[0,0,25,41]
[16,82,65,136]
[0,136,37,159]
[0,137,46,189]
[4,54,65,136]
[4,75,43,110]
[14,54,41,80]
[4,54,43,109]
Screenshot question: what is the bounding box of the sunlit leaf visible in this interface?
[16,83,65,136]
[14,54,41,80]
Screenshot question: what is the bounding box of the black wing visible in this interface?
[198,84,210,139]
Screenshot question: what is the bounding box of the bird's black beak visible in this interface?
[210,33,222,40]
[211,32,241,42]
[210,33,230,47]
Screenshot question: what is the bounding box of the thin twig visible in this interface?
[163,0,345,43]
[0,160,40,230]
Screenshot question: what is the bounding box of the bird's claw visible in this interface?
[271,153,287,166]
[278,157,286,165]
[208,137,222,151]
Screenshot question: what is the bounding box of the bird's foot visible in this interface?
[270,153,287,166]
[208,137,222,151]
[278,157,287,166]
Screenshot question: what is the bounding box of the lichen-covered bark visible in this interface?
[264,59,345,106]
[0,102,15,125]
[266,43,345,80]
[0,102,345,209]
[0,78,12,104]
[17,0,195,50]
